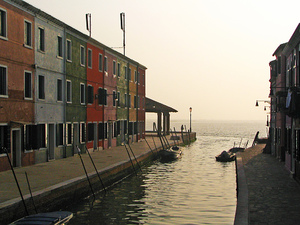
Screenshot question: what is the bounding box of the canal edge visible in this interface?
[0,148,159,224]
[234,152,249,225]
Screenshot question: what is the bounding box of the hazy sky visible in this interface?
[25,0,300,121]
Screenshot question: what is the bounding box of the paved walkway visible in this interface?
[237,144,300,224]
[0,136,163,204]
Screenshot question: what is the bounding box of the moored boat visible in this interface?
[159,149,182,162]
[9,211,73,225]
[215,151,236,162]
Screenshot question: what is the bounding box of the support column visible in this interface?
[163,112,170,135]
[157,112,162,135]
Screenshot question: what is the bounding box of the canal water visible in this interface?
[67,120,267,225]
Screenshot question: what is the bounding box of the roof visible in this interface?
[145,97,177,113]
[8,0,147,69]
[272,43,287,56]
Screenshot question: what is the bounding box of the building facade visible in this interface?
[0,0,35,171]
[270,23,300,181]
[0,0,146,172]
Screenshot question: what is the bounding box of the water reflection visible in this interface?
[68,142,236,225]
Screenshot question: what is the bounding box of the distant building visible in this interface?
[270,23,300,181]
[0,0,146,172]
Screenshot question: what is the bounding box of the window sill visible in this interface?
[0,95,8,98]
[24,150,33,153]
[0,153,8,157]
[23,44,33,49]
[0,36,8,41]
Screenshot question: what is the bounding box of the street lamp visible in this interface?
[189,107,192,132]
[255,100,270,107]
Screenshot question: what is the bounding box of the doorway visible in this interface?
[48,124,55,160]
[108,121,112,148]
[12,129,21,167]
[93,123,97,150]
[73,123,79,154]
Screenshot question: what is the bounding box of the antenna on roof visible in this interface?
[86,13,91,37]
[120,12,125,55]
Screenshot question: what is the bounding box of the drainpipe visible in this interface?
[127,62,130,144]
[136,64,139,142]
[63,25,67,158]
[103,48,106,150]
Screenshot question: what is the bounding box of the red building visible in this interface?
[86,40,105,151]
[0,0,35,170]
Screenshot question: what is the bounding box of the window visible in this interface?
[124,120,128,135]
[134,95,137,109]
[24,20,32,47]
[113,90,116,107]
[80,45,85,66]
[98,88,107,105]
[104,123,107,139]
[0,8,7,39]
[24,71,32,99]
[124,66,127,80]
[56,123,64,146]
[114,122,117,138]
[128,94,131,108]
[98,122,107,140]
[129,122,133,135]
[0,125,9,153]
[125,93,128,107]
[99,54,103,71]
[66,80,72,103]
[113,61,116,76]
[88,123,94,142]
[104,56,108,73]
[66,123,72,145]
[128,68,131,81]
[134,71,137,83]
[117,63,120,78]
[66,39,72,61]
[38,27,45,52]
[80,83,85,105]
[117,92,120,107]
[57,79,62,101]
[25,124,46,150]
[88,49,92,68]
[117,120,121,136]
[80,122,86,143]
[87,85,94,104]
[57,36,63,58]
[38,75,45,100]
[98,122,104,140]
[134,122,138,135]
[0,65,7,97]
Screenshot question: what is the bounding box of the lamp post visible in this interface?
[255,100,270,107]
[189,107,192,132]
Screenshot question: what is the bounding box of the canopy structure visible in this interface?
[145,97,177,135]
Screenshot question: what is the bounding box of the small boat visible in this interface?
[228,147,244,153]
[215,151,236,162]
[171,145,180,151]
[9,211,73,225]
[159,149,182,162]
